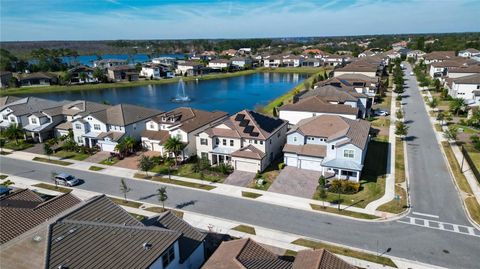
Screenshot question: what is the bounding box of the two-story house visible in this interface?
[141,107,228,159]
[71,104,162,152]
[447,74,480,102]
[207,59,231,70]
[282,55,304,67]
[140,63,161,79]
[176,61,203,76]
[107,65,139,82]
[196,110,288,173]
[283,115,371,182]
[93,59,128,69]
[230,57,252,69]
[263,55,283,68]
[68,65,97,84]
[458,48,480,58]
[317,74,379,103]
[0,97,63,130]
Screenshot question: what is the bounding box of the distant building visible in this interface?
[17,72,58,87]
[152,57,177,67]
[107,65,139,82]
[208,59,231,70]
[0,71,13,88]
[458,48,480,58]
[93,59,128,69]
[231,57,252,69]
[421,51,456,64]
[68,65,97,84]
[140,64,161,79]
[176,61,204,76]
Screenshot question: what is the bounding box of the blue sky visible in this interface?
[1,0,479,41]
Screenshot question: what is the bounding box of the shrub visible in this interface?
[328,179,360,194]
[215,163,233,175]
[396,95,402,101]
[151,156,163,165]
[278,162,285,170]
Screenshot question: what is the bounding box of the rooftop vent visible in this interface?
[32,235,42,242]
[143,242,152,250]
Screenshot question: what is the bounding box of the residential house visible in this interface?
[407,50,426,60]
[392,40,409,50]
[208,59,231,70]
[221,49,237,57]
[202,238,356,269]
[141,107,228,159]
[17,72,58,87]
[0,192,207,269]
[316,74,378,106]
[0,71,13,88]
[422,51,456,64]
[282,55,304,67]
[263,55,283,68]
[428,58,476,79]
[384,49,401,60]
[279,95,359,125]
[71,104,162,152]
[24,105,68,143]
[140,63,161,79]
[107,65,139,82]
[0,97,63,130]
[152,57,177,67]
[301,58,321,67]
[230,57,252,69]
[333,62,381,79]
[93,59,128,69]
[283,115,371,182]
[358,49,377,58]
[446,64,480,79]
[0,96,21,107]
[68,65,97,84]
[200,50,217,60]
[196,110,288,173]
[447,74,480,102]
[322,54,346,67]
[176,61,204,76]
[458,48,480,58]
[238,48,252,54]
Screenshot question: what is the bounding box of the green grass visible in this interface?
[53,150,90,161]
[89,165,105,171]
[33,183,72,193]
[441,142,473,194]
[144,207,184,219]
[453,124,480,135]
[99,157,120,165]
[33,157,73,166]
[3,140,33,151]
[175,163,227,183]
[309,204,378,219]
[465,197,480,226]
[139,174,216,191]
[370,117,391,129]
[0,175,8,180]
[377,186,408,214]
[108,197,143,208]
[434,123,443,132]
[248,160,282,190]
[292,238,397,268]
[232,225,256,235]
[241,191,263,199]
[395,138,405,184]
[462,144,480,172]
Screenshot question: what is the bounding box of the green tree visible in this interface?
[43,143,53,160]
[123,136,136,154]
[395,121,409,139]
[436,112,445,125]
[428,97,438,109]
[449,98,466,116]
[318,188,328,208]
[396,110,404,120]
[120,178,131,202]
[5,123,23,145]
[318,175,326,188]
[93,68,106,82]
[157,186,168,209]
[114,140,128,158]
[138,155,154,176]
[0,138,5,154]
[443,126,458,141]
[79,72,87,83]
[164,137,185,166]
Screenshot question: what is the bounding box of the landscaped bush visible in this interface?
[212,163,233,175]
[328,179,361,194]
[278,162,285,170]
[150,156,163,165]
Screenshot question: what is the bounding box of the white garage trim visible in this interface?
[300,159,322,171]
[233,158,260,173]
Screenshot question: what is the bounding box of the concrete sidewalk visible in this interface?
[2,147,399,220]
[3,174,446,269]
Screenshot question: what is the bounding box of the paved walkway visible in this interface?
[4,174,446,269]
[269,167,321,198]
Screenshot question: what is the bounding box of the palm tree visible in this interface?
[449,98,466,116]
[123,136,136,154]
[163,137,185,166]
[395,121,409,139]
[114,141,128,158]
[43,144,53,160]
[5,123,23,145]
[157,187,168,209]
[120,178,131,202]
[0,138,5,154]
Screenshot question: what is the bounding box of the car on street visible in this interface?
[374,109,390,116]
[410,71,414,75]
[54,173,79,186]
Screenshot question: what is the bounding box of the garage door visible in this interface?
[235,160,258,173]
[300,159,322,171]
[285,157,297,167]
[99,142,116,152]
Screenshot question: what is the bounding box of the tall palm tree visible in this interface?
[157,187,168,209]
[5,123,23,145]
[163,137,185,166]
[123,136,135,154]
[114,141,127,158]
[449,98,466,116]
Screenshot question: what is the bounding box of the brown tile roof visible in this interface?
[292,249,356,269]
[0,189,81,244]
[292,115,371,150]
[150,107,228,133]
[297,85,363,103]
[97,131,125,142]
[335,63,378,73]
[141,129,170,142]
[448,65,480,74]
[55,121,72,130]
[205,110,287,140]
[280,96,358,115]
[90,103,162,126]
[424,51,456,60]
[430,58,473,68]
[283,144,327,158]
[231,145,266,160]
[451,73,480,84]
[202,238,292,269]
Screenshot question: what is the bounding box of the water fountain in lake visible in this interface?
[172,78,191,102]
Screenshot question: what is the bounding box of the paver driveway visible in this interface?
[269,166,321,198]
[84,151,111,163]
[114,151,162,170]
[224,170,255,187]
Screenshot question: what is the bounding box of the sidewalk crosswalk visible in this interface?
[397,216,480,237]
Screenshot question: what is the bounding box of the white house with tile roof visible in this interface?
[283,115,371,182]
[196,110,288,173]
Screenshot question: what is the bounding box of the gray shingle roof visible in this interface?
[1,97,66,116]
[451,73,480,84]
[297,85,362,103]
[280,95,358,115]
[90,104,162,126]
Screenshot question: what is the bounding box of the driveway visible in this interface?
[84,151,111,163]
[224,170,255,187]
[269,166,321,198]
[114,151,161,170]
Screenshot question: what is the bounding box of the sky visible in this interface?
[1,0,479,41]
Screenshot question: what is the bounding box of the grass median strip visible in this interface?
[377,186,408,214]
[108,197,142,208]
[441,142,473,194]
[292,238,397,268]
[144,207,184,219]
[89,165,105,171]
[232,225,256,235]
[33,157,73,166]
[135,174,216,191]
[241,191,263,199]
[395,138,405,184]
[33,183,72,193]
[309,204,378,220]
[465,197,480,225]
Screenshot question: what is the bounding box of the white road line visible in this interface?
[397,217,480,238]
[412,211,439,219]
[468,227,476,235]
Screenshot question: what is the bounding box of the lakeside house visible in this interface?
[230,57,252,69]
[196,110,287,173]
[16,72,58,87]
[263,55,283,68]
[107,65,139,82]
[141,107,228,159]
[68,65,97,84]
[301,58,321,67]
[283,115,371,182]
[140,63,161,79]
[322,54,346,67]
[93,59,128,69]
[207,59,231,70]
[282,55,304,67]
[176,61,204,76]
[152,57,177,67]
[0,71,13,88]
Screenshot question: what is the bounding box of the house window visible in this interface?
[31,118,37,124]
[2,115,6,120]
[200,138,208,145]
[260,141,263,145]
[150,123,154,129]
[341,170,357,177]
[344,149,355,158]
[9,117,15,123]
[88,117,92,120]
[222,139,226,146]
[254,140,258,144]
[75,123,82,129]
[77,137,82,143]
[93,124,101,131]
[162,246,175,268]
[216,138,219,144]
[201,152,208,159]
[293,137,297,142]
[230,140,234,146]
[176,134,182,140]
[331,145,335,150]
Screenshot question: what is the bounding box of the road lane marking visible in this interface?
[397,216,480,238]
[412,211,439,219]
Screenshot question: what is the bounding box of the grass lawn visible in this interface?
[241,191,263,199]
[453,124,480,135]
[248,160,282,191]
[89,165,105,171]
[33,157,73,166]
[434,123,442,132]
[108,196,143,208]
[462,144,480,173]
[175,163,227,183]
[99,156,120,165]
[465,197,480,225]
[147,175,216,191]
[232,225,256,235]
[144,207,184,219]
[33,183,72,193]
[370,117,390,129]
[4,140,33,151]
[312,139,388,208]
[309,204,378,219]
[292,238,397,268]
[373,92,392,112]
[395,138,405,184]
[377,186,408,214]
[0,175,8,180]
[54,150,90,161]
[441,142,473,194]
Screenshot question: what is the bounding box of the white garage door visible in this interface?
[285,157,297,167]
[99,142,116,152]
[235,160,258,173]
[300,159,322,171]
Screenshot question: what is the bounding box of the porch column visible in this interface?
[38,133,43,143]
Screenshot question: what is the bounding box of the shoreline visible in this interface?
[0,67,321,96]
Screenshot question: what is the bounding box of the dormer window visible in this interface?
[150,123,155,129]
[31,118,37,124]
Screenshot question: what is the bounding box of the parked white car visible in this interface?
[54,173,79,186]
[374,109,390,116]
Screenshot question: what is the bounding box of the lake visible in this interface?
[61,53,186,66]
[27,72,307,114]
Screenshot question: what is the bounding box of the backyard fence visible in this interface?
[461,145,480,183]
